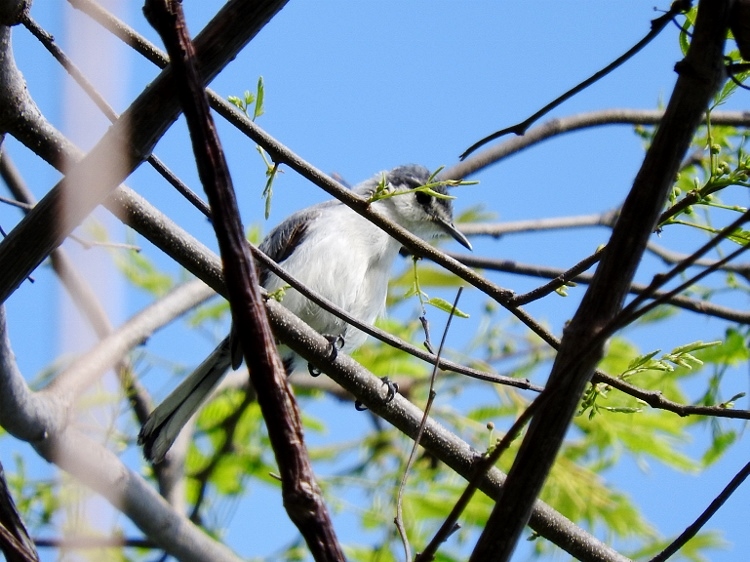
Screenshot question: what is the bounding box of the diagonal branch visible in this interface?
[459,0,693,158]
[470,1,733,559]
[143,1,344,559]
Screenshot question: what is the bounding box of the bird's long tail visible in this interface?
[138,335,234,463]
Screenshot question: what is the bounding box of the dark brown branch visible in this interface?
[143,2,344,559]
[470,1,733,559]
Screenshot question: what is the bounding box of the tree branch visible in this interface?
[0,0,288,304]
[459,0,693,158]
[470,1,734,559]
[0,292,241,562]
[143,1,344,558]
[444,108,750,181]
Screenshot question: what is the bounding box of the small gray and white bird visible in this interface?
[139,164,471,462]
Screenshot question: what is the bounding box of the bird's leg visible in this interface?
[381,376,399,402]
[307,334,345,377]
[354,377,400,410]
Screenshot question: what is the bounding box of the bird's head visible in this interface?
[359,164,472,250]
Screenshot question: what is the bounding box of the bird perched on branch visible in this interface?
[139,164,471,462]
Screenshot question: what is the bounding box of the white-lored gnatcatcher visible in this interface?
[139,164,471,462]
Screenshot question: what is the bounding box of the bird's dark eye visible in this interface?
[414,190,431,206]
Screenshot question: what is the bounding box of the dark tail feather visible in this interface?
[139,336,234,463]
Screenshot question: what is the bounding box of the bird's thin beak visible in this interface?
[440,220,472,251]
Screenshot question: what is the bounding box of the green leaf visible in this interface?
[626,349,661,372]
[678,9,696,57]
[253,76,265,120]
[426,296,469,318]
[727,227,750,245]
[227,95,243,110]
[670,340,721,355]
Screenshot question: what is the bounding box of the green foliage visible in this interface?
[113,238,174,297]
[6,453,59,531]
[227,77,265,122]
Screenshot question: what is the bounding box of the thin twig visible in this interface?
[648,461,750,562]
[512,249,604,305]
[395,288,463,561]
[460,0,693,158]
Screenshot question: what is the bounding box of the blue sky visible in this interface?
[1,1,748,560]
